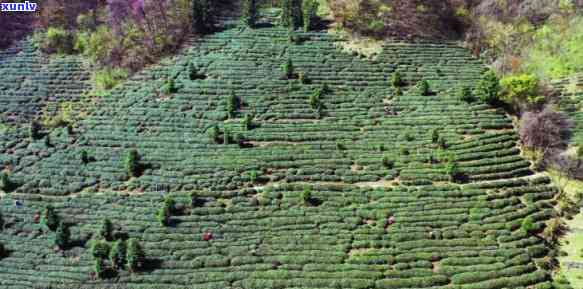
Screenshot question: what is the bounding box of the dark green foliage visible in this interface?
[162,78,178,94]
[42,205,59,231]
[0,172,10,192]
[226,91,239,118]
[190,192,203,208]
[438,136,448,149]
[127,238,145,273]
[302,187,312,205]
[99,218,113,241]
[445,161,460,182]
[192,0,213,33]
[94,258,105,279]
[302,0,319,32]
[391,71,404,88]
[282,58,295,79]
[0,211,3,230]
[521,216,536,234]
[54,222,70,249]
[400,147,410,155]
[310,84,329,111]
[80,149,89,164]
[208,125,220,144]
[243,0,257,27]
[125,149,140,178]
[91,240,111,259]
[282,0,303,28]
[223,128,231,145]
[457,86,474,103]
[0,243,5,258]
[110,240,127,270]
[157,204,171,226]
[382,156,394,169]
[242,114,253,130]
[431,129,439,144]
[30,120,42,140]
[248,170,258,183]
[475,70,501,104]
[417,80,430,96]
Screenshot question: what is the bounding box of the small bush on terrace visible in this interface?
[282,58,295,79]
[127,238,145,272]
[475,70,500,104]
[94,68,128,92]
[54,222,70,249]
[91,240,111,259]
[391,71,404,88]
[0,172,11,192]
[125,149,140,178]
[417,80,430,96]
[99,218,114,241]
[521,216,537,234]
[226,91,239,118]
[42,205,59,231]
[457,86,474,103]
[110,240,127,270]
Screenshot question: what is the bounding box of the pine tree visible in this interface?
[110,240,127,270]
[417,80,430,96]
[99,218,114,241]
[125,149,140,177]
[80,149,89,164]
[90,240,111,259]
[391,71,404,88]
[242,114,253,130]
[157,205,171,226]
[243,0,257,27]
[302,0,319,32]
[302,187,312,205]
[127,238,145,272]
[282,58,294,79]
[42,205,59,231]
[0,172,10,192]
[226,91,239,118]
[30,120,42,140]
[54,221,70,249]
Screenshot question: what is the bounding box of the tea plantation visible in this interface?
[554,74,583,146]
[0,25,563,289]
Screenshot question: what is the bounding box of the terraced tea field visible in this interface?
[554,74,583,146]
[0,25,563,289]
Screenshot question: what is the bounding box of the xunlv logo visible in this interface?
[1,1,37,12]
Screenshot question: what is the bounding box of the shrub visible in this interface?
[282,0,303,28]
[30,120,42,140]
[249,170,258,183]
[192,0,213,33]
[54,222,70,249]
[190,192,203,207]
[91,240,111,259]
[282,58,295,79]
[42,205,59,231]
[99,218,113,241]
[382,156,394,169]
[0,243,5,258]
[243,0,257,27]
[223,128,231,145]
[242,114,253,130]
[457,86,474,103]
[521,216,537,234]
[0,211,3,230]
[310,86,324,111]
[226,91,239,118]
[445,161,460,182]
[94,68,128,91]
[391,71,404,88]
[303,0,319,32]
[500,74,544,108]
[157,204,171,226]
[475,70,500,104]
[299,72,309,84]
[94,258,105,279]
[417,80,430,95]
[127,238,145,272]
[162,78,178,94]
[431,129,439,144]
[302,187,312,205]
[110,240,127,270]
[80,150,89,164]
[125,149,140,178]
[207,125,219,144]
[0,172,11,192]
[42,27,74,54]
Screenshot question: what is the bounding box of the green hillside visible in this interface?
[0,25,563,289]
